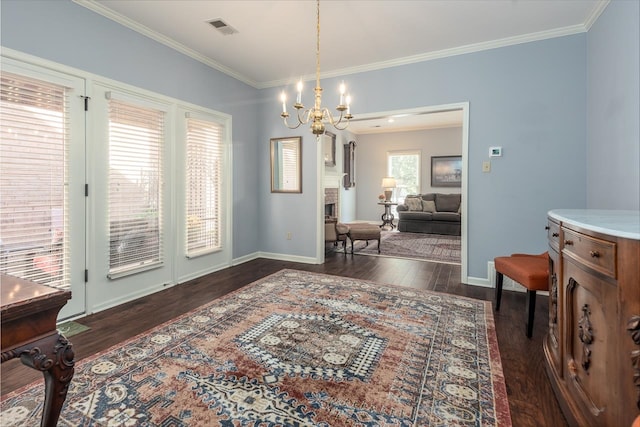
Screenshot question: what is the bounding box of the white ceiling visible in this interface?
[348,109,465,134]
[77,0,607,133]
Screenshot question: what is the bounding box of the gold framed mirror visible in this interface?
[270,136,302,193]
[322,131,336,166]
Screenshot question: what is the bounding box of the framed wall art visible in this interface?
[431,155,462,187]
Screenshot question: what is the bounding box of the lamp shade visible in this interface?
[381,177,396,189]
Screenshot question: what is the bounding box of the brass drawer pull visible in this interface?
[564,240,573,246]
[590,250,600,258]
[552,232,559,237]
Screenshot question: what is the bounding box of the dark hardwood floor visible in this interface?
[1,252,568,426]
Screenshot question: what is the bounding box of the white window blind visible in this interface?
[107,97,164,277]
[0,72,70,289]
[185,116,223,257]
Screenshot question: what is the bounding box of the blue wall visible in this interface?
[263,35,587,278]
[586,0,640,210]
[4,0,635,281]
[0,0,261,259]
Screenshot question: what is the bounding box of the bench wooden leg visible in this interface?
[495,272,504,311]
[526,289,537,338]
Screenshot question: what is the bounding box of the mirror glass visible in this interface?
[322,131,336,166]
[270,136,302,193]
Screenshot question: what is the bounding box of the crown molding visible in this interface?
[584,0,610,31]
[72,0,260,88]
[262,23,589,88]
[74,0,602,90]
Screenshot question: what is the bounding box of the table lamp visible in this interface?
[381,177,396,202]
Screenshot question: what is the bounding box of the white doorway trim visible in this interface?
[318,102,470,284]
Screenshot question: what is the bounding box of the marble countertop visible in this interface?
[548,209,640,240]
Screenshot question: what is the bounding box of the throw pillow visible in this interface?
[422,200,436,213]
[405,197,423,211]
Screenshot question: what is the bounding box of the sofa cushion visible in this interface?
[420,193,436,202]
[399,211,433,221]
[405,197,423,211]
[422,200,436,213]
[435,193,461,213]
[431,212,460,222]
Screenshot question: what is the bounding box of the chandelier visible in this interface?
[279,0,353,135]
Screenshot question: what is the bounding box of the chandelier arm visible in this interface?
[296,108,312,126]
[333,119,351,131]
[322,108,344,127]
[282,116,303,130]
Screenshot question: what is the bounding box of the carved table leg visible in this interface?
[18,333,75,427]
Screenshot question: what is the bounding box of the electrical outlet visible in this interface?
[482,161,491,172]
[286,232,292,240]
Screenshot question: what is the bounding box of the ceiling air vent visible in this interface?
[208,19,238,36]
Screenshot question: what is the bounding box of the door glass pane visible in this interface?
[0,72,69,289]
[186,117,223,257]
[107,98,164,277]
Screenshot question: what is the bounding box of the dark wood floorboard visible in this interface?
[1,252,567,426]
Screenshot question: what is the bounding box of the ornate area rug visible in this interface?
[352,231,461,264]
[1,270,510,426]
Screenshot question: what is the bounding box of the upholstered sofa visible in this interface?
[396,193,461,235]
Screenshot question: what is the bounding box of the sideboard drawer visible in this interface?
[562,228,616,279]
[547,219,561,252]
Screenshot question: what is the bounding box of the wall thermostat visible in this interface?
[489,146,502,157]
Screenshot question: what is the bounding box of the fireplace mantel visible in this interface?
[324,172,345,189]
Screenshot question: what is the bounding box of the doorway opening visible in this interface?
[319,103,469,283]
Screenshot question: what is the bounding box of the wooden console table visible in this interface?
[1,274,75,427]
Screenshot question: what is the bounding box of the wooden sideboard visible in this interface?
[1,274,75,427]
[544,210,640,427]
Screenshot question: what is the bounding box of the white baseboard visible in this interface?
[232,252,261,265]
[465,276,493,288]
[256,251,319,264]
[178,260,233,284]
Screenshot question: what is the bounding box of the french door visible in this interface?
[1,55,232,318]
[0,59,86,318]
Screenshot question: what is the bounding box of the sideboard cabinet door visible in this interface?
[563,259,617,426]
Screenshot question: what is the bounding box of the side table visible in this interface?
[1,274,75,427]
[377,202,398,229]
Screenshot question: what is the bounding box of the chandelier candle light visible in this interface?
[280,0,353,135]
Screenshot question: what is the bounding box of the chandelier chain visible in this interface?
[316,0,321,90]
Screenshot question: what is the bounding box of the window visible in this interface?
[388,151,421,203]
[0,72,70,288]
[107,96,164,277]
[185,115,223,257]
